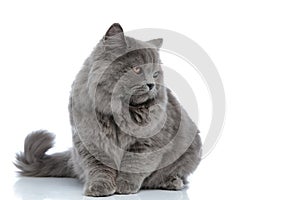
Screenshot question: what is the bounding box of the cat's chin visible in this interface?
[129,94,155,107]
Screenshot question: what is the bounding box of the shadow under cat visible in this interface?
[14,177,190,200]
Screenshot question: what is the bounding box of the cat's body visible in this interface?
[15,23,202,197]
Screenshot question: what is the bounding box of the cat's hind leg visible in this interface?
[158,175,185,190]
[142,134,201,190]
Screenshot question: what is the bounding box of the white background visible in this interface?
[0,0,299,199]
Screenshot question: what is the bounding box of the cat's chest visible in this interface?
[126,139,152,153]
[129,106,151,125]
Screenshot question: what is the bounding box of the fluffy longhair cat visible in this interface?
[15,23,202,197]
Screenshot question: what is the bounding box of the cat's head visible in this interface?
[89,23,166,115]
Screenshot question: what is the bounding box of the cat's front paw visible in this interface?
[84,180,116,197]
[116,178,141,194]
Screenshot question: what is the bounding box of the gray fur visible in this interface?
[15,130,74,177]
[15,23,202,197]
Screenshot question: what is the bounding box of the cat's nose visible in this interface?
[146,83,155,90]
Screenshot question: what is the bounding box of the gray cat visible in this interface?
[15,23,202,197]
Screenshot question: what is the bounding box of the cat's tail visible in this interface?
[14,130,75,177]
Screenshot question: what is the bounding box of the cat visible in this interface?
[15,23,202,197]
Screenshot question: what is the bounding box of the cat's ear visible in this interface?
[105,23,124,38]
[103,23,126,46]
[147,38,163,49]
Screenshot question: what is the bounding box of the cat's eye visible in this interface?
[153,71,159,78]
[132,66,142,74]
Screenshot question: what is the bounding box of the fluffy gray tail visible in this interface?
[15,130,74,177]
